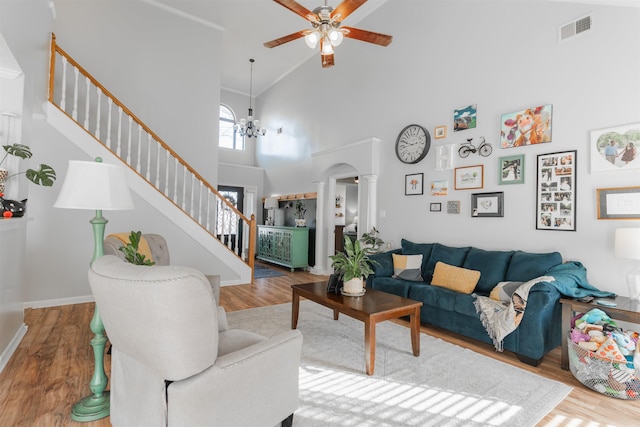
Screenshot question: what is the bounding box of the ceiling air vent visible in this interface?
[559,14,592,42]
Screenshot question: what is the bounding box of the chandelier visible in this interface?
[234,58,266,138]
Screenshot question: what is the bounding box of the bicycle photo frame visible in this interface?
[454,165,484,190]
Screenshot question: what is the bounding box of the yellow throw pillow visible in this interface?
[431,261,480,294]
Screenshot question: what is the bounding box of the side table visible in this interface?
[560,296,640,370]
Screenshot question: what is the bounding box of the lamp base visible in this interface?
[70,391,110,422]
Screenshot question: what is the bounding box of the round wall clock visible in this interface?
[395,124,431,164]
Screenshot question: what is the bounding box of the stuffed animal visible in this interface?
[571,328,590,344]
[613,331,636,356]
[0,193,26,218]
[575,308,612,327]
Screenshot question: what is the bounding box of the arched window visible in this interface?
[219,104,243,150]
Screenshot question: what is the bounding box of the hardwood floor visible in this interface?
[1,262,638,426]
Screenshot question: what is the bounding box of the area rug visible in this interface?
[253,264,285,279]
[227,301,572,427]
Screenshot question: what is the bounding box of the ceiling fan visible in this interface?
[264,0,393,68]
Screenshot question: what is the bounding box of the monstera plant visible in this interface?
[0,143,57,187]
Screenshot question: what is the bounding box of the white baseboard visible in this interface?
[24,295,95,310]
[0,323,28,374]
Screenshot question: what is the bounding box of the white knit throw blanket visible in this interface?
[474,276,555,351]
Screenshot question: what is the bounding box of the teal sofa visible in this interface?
[366,239,564,366]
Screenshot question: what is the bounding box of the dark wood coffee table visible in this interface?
[291,282,423,375]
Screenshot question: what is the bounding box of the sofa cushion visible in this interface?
[425,243,471,282]
[409,284,457,311]
[506,250,562,282]
[431,262,480,294]
[392,254,424,281]
[463,248,514,293]
[490,281,524,302]
[370,277,414,298]
[367,249,399,278]
[401,239,433,275]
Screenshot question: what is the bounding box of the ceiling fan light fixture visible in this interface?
[328,28,344,46]
[304,30,320,48]
[320,36,333,54]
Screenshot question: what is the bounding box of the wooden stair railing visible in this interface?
[48,34,255,276]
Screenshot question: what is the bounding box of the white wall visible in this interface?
[1,0,231,305]
[256,1,640,297]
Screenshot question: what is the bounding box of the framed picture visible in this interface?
[447,200,461,214]
[434,126,447,139]
[430,203,442,212]
[471,192,504,217]
[454,165,484,190]
[454,104,477,132]
[431,180,448,196]
[597,186,640,219]
[435,144,455,171]
[590,122,640,173]
[498,154,525,185]
[536,150,576,231]
[405,173,423,196]
[500,104,552,148]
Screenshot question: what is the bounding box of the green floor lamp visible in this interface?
[54,158,134,422]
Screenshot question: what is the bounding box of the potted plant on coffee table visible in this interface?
[329,236,377,296]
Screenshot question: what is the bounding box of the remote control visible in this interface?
[596,299,617,307]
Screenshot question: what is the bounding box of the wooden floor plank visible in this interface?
[1,261,638,426]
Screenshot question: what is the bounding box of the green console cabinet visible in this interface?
[257,225,309,271]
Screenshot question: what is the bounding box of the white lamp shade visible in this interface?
[614,228,640,260]
[54,160,134,211]
[264,197,279,210]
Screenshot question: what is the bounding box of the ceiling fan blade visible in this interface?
[321,54,335,68]
[331,0,367,23]
[264,30,307,48]
[342,26,393,46]
[273,0,316,21]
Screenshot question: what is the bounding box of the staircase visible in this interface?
[46,35,255,284]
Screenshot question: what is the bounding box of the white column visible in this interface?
[363,174,378,233]
[310,180,327,275]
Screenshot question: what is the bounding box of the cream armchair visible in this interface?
[103,233,221,306]
[89,255,303,427]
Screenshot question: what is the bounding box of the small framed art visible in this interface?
[536,150,576,231]
[405,173,424,196]
[498,154,525,185]
[447,201,460,214]
[431,180,448,196]
[597,186,640,219]
[454,165,484,190]
[471,192,504,217]
[430,203,442,212]
[434,126,447,139]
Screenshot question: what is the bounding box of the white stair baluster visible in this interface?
[106,98,113,149]
[95,88,102,139]
[83,77,91,130]
[116,106,123,156]
[190,174,195,217]
[182,168,187,210]
[126,116,132,165]
[164,149,170,196]
[206,190,211,231]
[60,56,67,111]
[146,133,151,181]
[72,66,79,120]
[155,144,161,188]
[136,124,142,173]
[198,181,203,224]
[173,158,178,204]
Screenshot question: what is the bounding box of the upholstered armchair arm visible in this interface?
[167,329,303,427]
[205,274,221,305]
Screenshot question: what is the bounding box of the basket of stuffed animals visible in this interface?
[568,307,640,400]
